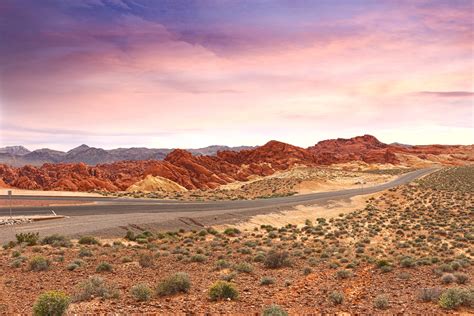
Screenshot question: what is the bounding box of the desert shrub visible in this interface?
[138,253,154,268]
[73,276,119,301]
[438,287,474,309]
[121,256,132,263]
[125,231,136,241]
[96,262,113,272]
[215,259,230,270]
[78,248,92,257]
[374,295,389,309]
[220,272,237,282]
[264,250,291,269]
[336,269,352,279]
[400,256,415,268]
[33,291,70,316]
[262,304,288,316]
[418,288,442,302]
[156,272,191,296]
[130,283,152,301]
[29,256,50,271]
[441,273,455,284]
[260,277,275,286]
[454,272,469,284]
[190,254,207,263]
[41,235,71,247]
[439,263,454,273]
[67,263,79,271]
[78,236,99,245]
[10,257,24,268]
[208,281,238,301]
[234,262,253,273]
[16,232,39,246]
[253,253,266,262]
[223,228,240,236]
[329,291,344,305]
[11,250,21,258]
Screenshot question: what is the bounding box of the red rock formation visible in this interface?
[0,136,472,192]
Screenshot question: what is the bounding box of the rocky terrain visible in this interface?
[0,135,472,193]
[0,167,472,314]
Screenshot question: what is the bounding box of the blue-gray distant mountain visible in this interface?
[0,144,255,167]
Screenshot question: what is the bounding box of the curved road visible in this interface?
[0,168,434,217]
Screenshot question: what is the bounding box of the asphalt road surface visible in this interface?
[0,168,434,217]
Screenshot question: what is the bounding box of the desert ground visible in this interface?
[0,166,472,314]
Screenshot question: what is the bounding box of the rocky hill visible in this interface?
[0,135,472,192]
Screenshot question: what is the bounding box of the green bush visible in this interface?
[96,262,113,272]
[223,228,240,236]
[156,272,191,296]
[439,288,474,309]
[130,283,152,301]
[234,262,253,273]
[41,235,71,247]
[29,256,50,271]
[190,254,207,263]
[16,232,39,246]
[215,259,230,270]
[73,276,119,301]
[78,236,99,245]
[208,281,238,301]
[33,291,70,316]
[264,250,291,269]
[78,247,92,257]
[262,304,288,316]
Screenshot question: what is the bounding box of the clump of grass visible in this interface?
[208,281,238,301]
[336,269,352,279]
[156,272,191,296]
[418,288,442,302]
[41,234,71,247]
[29,256,50,271]
[262,304,288,316]
[190,254,207,263]
[234,262,253,273]
[78,236,99,245]
[33,291,70,316]
[96,262,113,272]
[223,228,240,236]
[138,253,154,268]
[329,291,344,305]
[78,248,92,258]
[454,272,469,284]
[130,283,152,301]
[73,276,119,301]
[215,259,230,270]
[374,295,389,309]
[264,250,291,269]
[260,277,275,286]
[441,273,455,284]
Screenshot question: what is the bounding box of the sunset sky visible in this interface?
[0,0,473,150]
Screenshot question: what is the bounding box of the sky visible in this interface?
[0,0,473,150]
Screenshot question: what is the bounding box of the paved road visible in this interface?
[0,168,434,217]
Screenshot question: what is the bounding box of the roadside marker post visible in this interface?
[8,190,12,219]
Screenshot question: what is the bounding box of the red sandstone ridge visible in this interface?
[0,136,472,192]
[308,134,399,164]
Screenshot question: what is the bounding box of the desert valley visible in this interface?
[0,135,473,314]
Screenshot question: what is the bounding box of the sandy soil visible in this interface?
[218,192,381,232]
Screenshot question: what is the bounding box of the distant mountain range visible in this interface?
[0,144,255,167]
